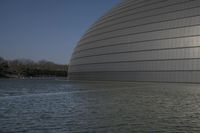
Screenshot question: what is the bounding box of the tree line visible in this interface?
[0,57,68,78]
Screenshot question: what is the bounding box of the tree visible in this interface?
[0,57,68,78]
[0,57,9,77]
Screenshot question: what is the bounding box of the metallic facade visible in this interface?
[69,0,200,83]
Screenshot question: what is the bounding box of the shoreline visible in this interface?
[0,75,68,80]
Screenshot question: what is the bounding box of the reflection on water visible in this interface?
[0,79,200,132]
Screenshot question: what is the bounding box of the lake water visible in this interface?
[0,79,200,133]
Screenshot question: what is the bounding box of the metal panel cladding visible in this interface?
[68,0,200,83]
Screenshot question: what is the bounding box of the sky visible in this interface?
[0,0,120,64]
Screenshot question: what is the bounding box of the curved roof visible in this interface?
[69,0,200,83]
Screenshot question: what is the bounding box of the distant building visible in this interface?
[69,0,200,83]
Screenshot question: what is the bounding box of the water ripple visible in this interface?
[1,79,200,132]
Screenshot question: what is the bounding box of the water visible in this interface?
[0,79,200,133]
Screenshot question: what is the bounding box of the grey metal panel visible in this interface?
[81,16,200,44]
[70,47,200,65]
[77,25,200,50]
[80,7,200,43]
[72,36,200,59]
[92,0,159,27]
[69,59,200,72]
[93,0,173,27]
[69,71,200,83]
[86,0,199,35]
[69,0,200,83]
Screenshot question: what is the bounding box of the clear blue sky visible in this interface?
[0,0,120,64]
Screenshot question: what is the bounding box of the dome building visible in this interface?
[68,0,200,83]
